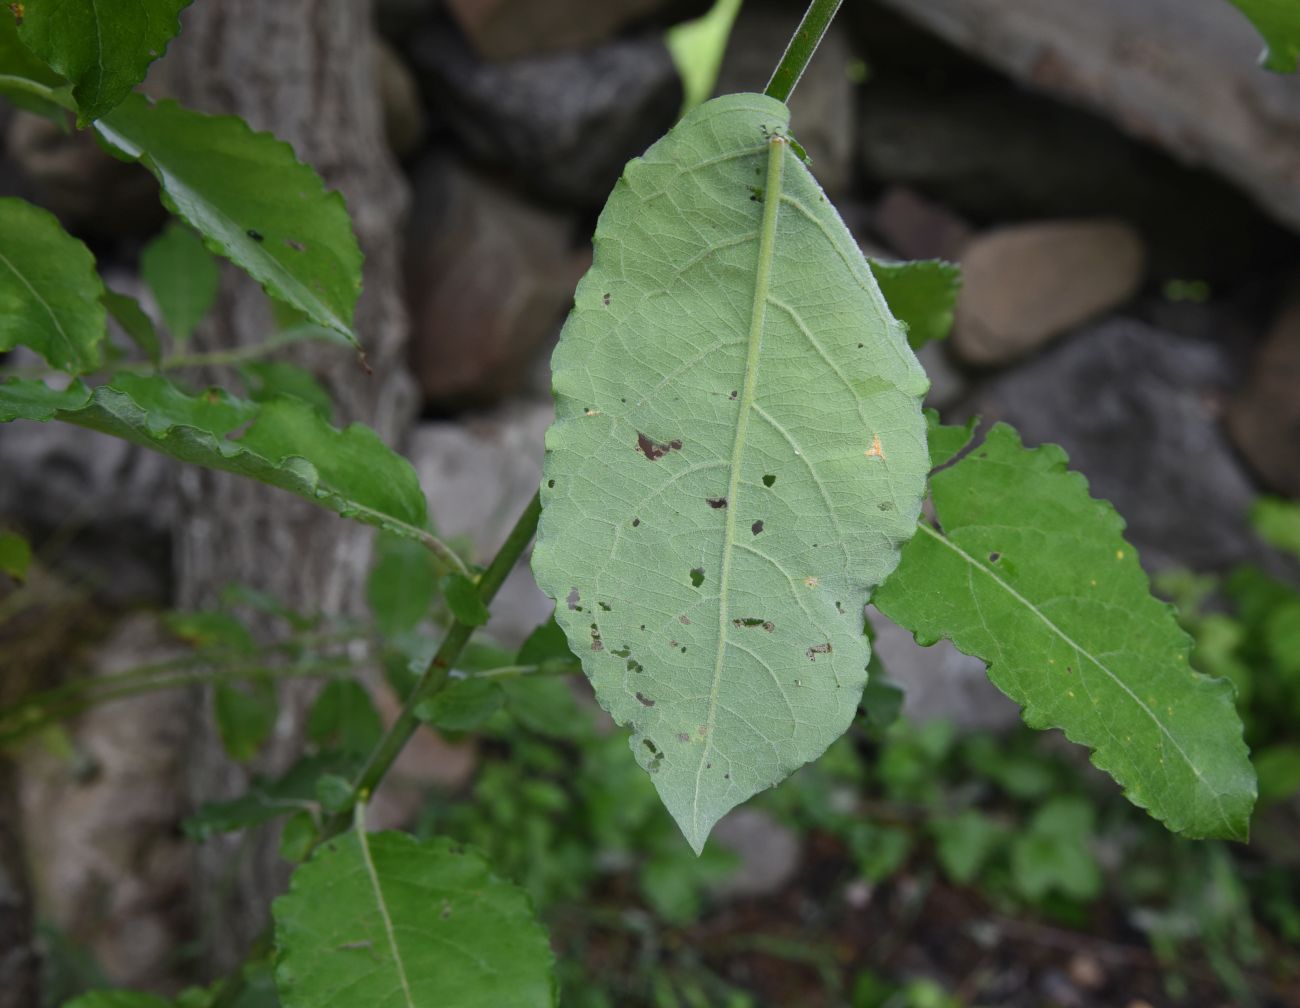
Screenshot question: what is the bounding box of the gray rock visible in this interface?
[855,79,1286,283]
[875,0,1300,235]
[963,318,1272,574]
[444,0,709,61]
[1228,293,1300,498]
[404,156,588,409]
[952,219,1146,366]
[872,186,972,262]
[409,25,682,207]
[915,341,966,411]
[406,399,555,648]
[710,808,803,898]
[870,610,1019,730]
[714,2,856,198]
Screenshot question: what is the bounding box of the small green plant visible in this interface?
[2,0,1298,1004]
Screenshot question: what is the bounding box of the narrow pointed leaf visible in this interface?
[0,374,432,549]
[874,423,1256,840]
[95,95,363,345]
[273,831,556,1007]
[141,222,220,344]
[0,197,105,373]
[17,0,191,125]
[102,290,161,365]
[532,94,929,852]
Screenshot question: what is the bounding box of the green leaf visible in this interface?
[924,409,976,468]
[0,374,431,548]
[313,773,353,814]
[869,259,961,350]
[242,361,332,420]
[164,610,254,652]
[366,532,441,636]
[931,810,1004,885]
[1009,796,1101,903]
[442,573,489,627]
[0,197,105,373]
[0,530,31,581]
[140,222,220,344]
[102,290,161,365]
[415,678,505,732]
[214,682,277,762]
[95,95,363,345]
[273,831,557,1007]
[665,0,743,114]
[532,94,929,852]
[184,753,355,840]
[874,424,1257,840]
[306,680,382,756]
[278,811,318,864]
[1228,0,1300,72]
[0,11,73,123]
[17,0,190,125]
[63,992,170,1008]
[1252,495,1300,560]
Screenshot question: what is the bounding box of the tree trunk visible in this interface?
[154,0,415,971]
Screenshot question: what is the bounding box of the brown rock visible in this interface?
[405,158,589,409]
[953,219,1145,365]
[1228,295,1300,497]
[446,0,707,61]
[873,186,972,261]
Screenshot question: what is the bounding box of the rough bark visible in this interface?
[152,0,415,971]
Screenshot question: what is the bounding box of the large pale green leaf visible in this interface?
[141,222,220,344]
[1229,0,1300,72]
[17,0,190,124]
[874,423,1256,840]
[95,95,363,345]
[0,197,105,373]
[532,93,929,852]
[273,830,556,1007]
[0,374,431,547]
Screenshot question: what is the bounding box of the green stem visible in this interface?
[322,491,543,838]
[763,0,844,103]
[0,75,74,112]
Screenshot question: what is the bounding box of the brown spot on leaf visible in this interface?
[636,432,682,461]
[806,642,832,661]
[707,497,727,509]
[635,692,655,707]
[751,520,764,535]
[864,433,886,459]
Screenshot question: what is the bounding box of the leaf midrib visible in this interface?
[354,813,416,1008]
[916,520,1231,830]
[691,134,786,847]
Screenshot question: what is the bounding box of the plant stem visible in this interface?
[763,0,843,103]
[0,75,74,112]
[322,490,543,838]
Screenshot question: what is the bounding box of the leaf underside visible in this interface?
[532,93,929,852]
[95,95,363,345]
[874,423,1256,840]
[273,831,556,1008]
[0,374,430,548]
